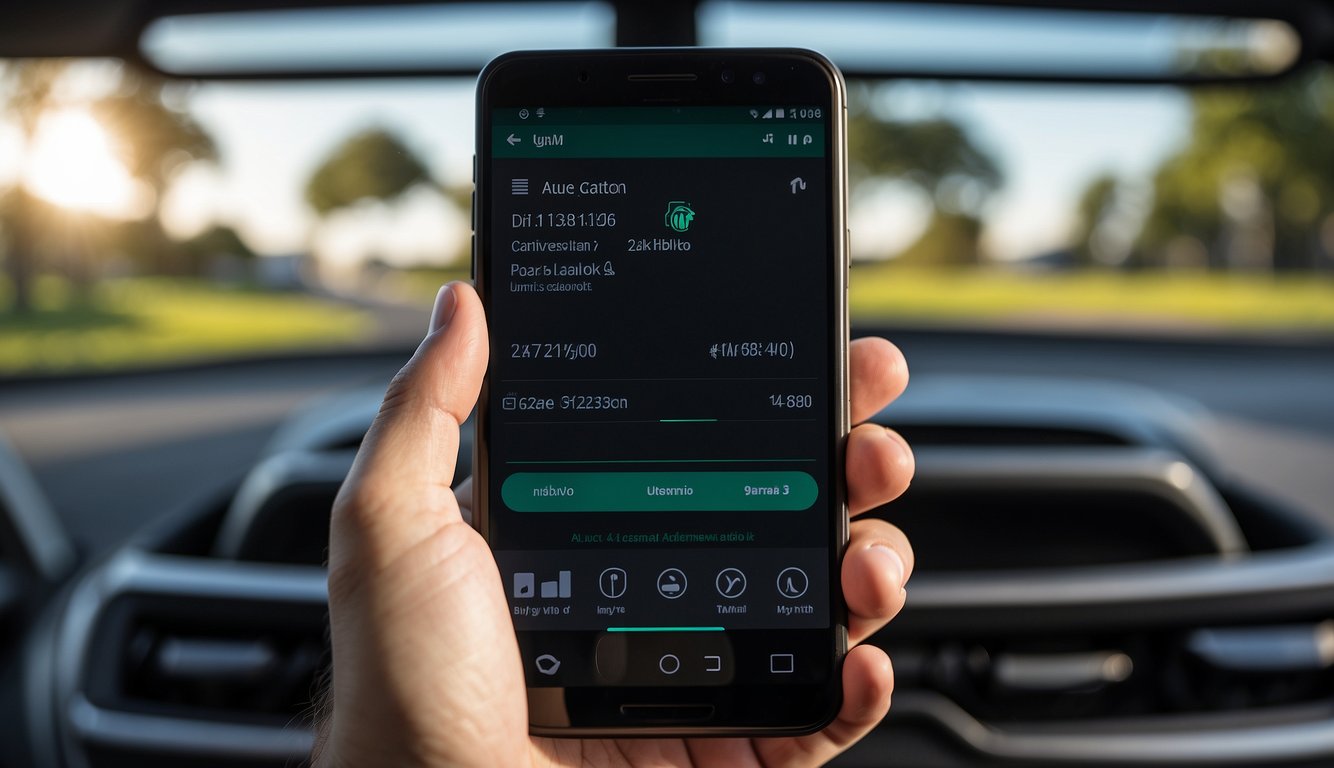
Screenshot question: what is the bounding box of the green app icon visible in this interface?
[665,201,695,233]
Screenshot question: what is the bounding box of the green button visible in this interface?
[501,471,818,512]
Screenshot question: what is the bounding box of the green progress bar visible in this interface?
[606,626,725,633]
[660,418,718,423]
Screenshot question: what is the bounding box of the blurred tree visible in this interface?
[93,76,216,203]
[93,75,217,280]
[1072,174,1120,267]
[849,114,1001,213]
[184,224,254,260]
[893,211,985,267]
[0,60,63,313]
[304,128,433,215]
[0,61,216,310]
[847,85,1002,265]
[1138,66,1334,271]
[177,224,255,277]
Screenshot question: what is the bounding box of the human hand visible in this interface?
[316,281,915,768]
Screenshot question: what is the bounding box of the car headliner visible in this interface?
[3,0,1332,81]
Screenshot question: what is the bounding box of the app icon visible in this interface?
[515,570,571,599]
[776,567,808,599]
[656,568,687,599]
[535,654,561,675]
[664,201,695,233]
[599,567,627,599]
[715,568,747,598]
[513,572,534,599]
[540,570,572,598]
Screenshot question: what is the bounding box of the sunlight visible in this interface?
[23,108,152,219]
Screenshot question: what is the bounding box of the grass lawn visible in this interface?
[3,269,1330,375]
[849,267,1334,335]
[0,277,370,374]
[391,265,473,302]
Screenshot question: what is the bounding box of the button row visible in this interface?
[529,633,801,685]
[515,565,808,601]
[502,471,818,512]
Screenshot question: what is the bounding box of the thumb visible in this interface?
[332,281,489,569]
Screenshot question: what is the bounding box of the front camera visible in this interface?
[752,72,766,85]
[720,69,735,84]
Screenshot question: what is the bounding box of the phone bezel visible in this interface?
[473,48,850,737]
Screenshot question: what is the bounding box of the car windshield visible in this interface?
[2,8,1332,374]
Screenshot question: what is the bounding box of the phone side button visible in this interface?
[470,235,476,281]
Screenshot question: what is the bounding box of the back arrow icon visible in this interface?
[507,133,521,146]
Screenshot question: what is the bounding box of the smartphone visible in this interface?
[473,48,848,736]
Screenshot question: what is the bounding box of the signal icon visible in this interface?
[762,109,774,119]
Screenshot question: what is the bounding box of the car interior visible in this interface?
[2,1,1334,766]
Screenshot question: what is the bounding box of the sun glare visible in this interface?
[24,109,152,219]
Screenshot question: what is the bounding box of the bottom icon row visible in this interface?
[515,566,810,600]
[533,652,794,676]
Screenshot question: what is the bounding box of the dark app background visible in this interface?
[484,107,837,686]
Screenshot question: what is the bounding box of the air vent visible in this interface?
[1170,621,1334,711]
[878,447,1247,571]
[86,591,326,723]
[117,618,323,720]
[872,541,1334,765]
[892,620,1334,725]
[59,554,325,767]
[893,635,1151,723]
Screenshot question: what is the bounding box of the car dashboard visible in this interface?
[2,330,1332,768]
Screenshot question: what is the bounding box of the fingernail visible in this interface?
[869,543,906,591]
[428,283,458,335]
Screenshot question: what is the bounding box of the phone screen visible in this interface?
[476,50,846,732]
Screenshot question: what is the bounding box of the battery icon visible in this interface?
[775,108,786,118]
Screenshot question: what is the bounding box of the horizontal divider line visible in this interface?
[606,626,725,633]
[507,458,815,464]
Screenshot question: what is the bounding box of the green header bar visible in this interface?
[502,471,818,512]
[493,123,825,159]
